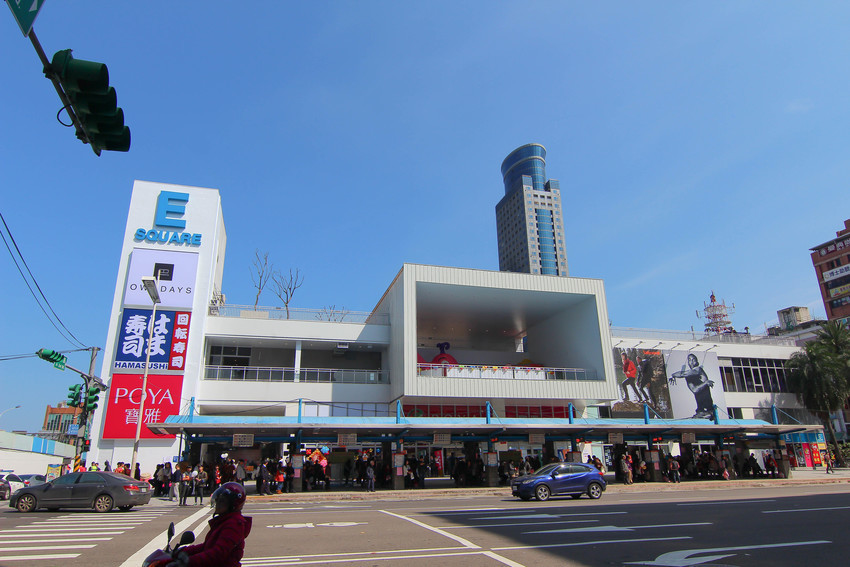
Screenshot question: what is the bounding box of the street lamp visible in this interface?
[130,275,161,474]
[0,405,22,426]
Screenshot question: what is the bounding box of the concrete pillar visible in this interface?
[485,452,499,487]
[544,440,556,463]
[646,450,662,482]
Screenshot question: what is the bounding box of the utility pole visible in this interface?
[37,347,104,468]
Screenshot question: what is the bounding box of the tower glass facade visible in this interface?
[496,144,568,276]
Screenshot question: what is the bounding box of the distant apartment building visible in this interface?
[810,219,850,325]
[40,402,82,444]
[777,306,811,330]
[496,143,568,276]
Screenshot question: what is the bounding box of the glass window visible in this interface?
[80,472,105,484]
[53,473,80,485]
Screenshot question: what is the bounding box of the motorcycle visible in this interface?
[142,522,195,567]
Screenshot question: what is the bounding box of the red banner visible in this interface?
[102,373,183,439]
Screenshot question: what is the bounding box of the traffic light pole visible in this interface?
[60,351,103,468]
[26,30,97,152]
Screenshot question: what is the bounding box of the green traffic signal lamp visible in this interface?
[85,386,101,412]
[47,49,131,155]
[37,348,66,364]
[67,384,82,406]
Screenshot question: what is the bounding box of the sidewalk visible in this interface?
[225,467,850,504]
[142,467,850,507]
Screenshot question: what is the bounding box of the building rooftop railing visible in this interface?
[204,365,388,384]
[610,327,797,347]
[417,363,600,381]
[208,304,389,325]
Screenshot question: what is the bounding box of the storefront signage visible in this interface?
[818,236,850,257]
[233,434,255,447]
[102,373,183,439]
[830,283,850,297]
[433,433,451,445]
[608,432,624,444]
[114,308,191,371]
[124,249,198,309]
[338,433,357,446]
[823,264,850,283]
[528,433,545,444]
[681,432,696,444]
[133,191,202,247]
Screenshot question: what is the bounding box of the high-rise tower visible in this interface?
[496,143,568,276]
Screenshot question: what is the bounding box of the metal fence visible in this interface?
[416,363,599,381]
[207,304,389,325]
[204,365,388,384]
[611,327,796,347]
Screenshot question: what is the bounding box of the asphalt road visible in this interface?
[2,483,849,566]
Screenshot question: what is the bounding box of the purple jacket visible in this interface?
[183,512,252,567]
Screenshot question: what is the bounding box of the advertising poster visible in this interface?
[124,249,199,309]
[611,348,673,419]
[114,308,191,371]
[102,373,183,439]
[664,350,727,419]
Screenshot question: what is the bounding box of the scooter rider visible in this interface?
[167,482,253,567]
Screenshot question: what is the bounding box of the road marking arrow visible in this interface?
[626,540,831,566]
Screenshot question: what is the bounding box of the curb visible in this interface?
[241,475,850,503]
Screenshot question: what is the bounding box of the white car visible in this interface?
[0,474,25,494]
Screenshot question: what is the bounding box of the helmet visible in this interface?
[210,482,246,515]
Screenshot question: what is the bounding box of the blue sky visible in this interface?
[2,2,849,433]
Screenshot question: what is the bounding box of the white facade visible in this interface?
[89,181,812,472]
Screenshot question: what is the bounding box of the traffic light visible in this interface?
[46,49,131,155]
[82,439,91,453]
[67,384,82,406]
[85,386,101,412]
[37,348,67,368]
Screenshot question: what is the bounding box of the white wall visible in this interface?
[0,449,69,475]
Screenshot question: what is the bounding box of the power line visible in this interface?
[0,210,87,348]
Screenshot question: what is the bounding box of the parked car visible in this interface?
[0,474,26,494]
[10,471,152,513]
[18,474,47,487]
[511,462,606,501]
[0,478,10,501]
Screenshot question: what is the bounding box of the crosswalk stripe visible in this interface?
[0,545,96,552]
[0,538,112,544]
[1,528,129,533]
[0,531,124,543]
[0,554,80,561]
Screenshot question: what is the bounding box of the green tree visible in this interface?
[785,321,850,467]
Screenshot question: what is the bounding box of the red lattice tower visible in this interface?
[700,291,735,335]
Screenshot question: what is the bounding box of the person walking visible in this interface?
[170,465,180,501]
[194,465,209,505]
[365,459,376,492]
[825,450,835,474]
[179,465,192,506]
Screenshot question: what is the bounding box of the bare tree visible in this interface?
[317,304,350,322]
[250,249,273,310]
[271,268,304,319]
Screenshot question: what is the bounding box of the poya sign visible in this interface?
[134,191,203,247]
[102,373,183,439]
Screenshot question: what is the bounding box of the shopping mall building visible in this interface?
[87,181,825,484]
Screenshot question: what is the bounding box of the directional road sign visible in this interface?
[6,0,45,37]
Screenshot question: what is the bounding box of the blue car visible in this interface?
[511,462,606,501]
